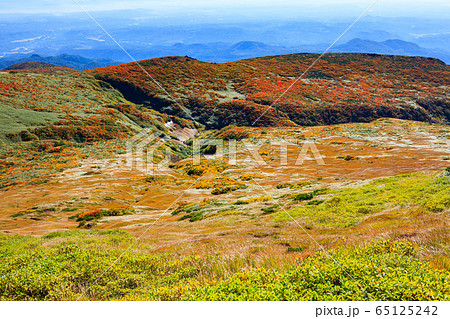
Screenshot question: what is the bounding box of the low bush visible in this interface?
[276,181,313,189]
[240,173,263,181]
[292,192,314,201]
[179,211,204,222]
[306,200,324,206]
[261,205,279,215]
[211,184,248,195]
[69,207,135,226]
[0,233,448,301]
[286,246,305,253]
[183,240,450,301]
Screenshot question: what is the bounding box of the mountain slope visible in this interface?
[0,54,121,71]
[0,70,199,144]
[90,53,450,128]
[4,62,61,70]
[0,69,200,189]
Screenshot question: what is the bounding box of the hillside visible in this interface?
[91,53,450,129]
[0,53,449,301]
[0,54,122,71]
[4,62,61,70]
[2,52,449,191]
[0,70,200,189]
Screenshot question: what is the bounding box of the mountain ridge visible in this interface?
[0,54,122,71]
[89,52,450,129]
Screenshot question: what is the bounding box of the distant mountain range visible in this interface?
[2,12,449,64]
[332,38,450,63]
[0,54,121,71]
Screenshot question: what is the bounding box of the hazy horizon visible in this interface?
[0,0,449,20]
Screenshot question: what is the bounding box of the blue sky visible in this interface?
[0,0,449,19]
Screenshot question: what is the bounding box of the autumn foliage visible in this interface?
[91,53,450,128]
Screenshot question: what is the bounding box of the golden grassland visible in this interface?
[0,170,449,300]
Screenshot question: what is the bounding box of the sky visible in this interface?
[0,0,449,19]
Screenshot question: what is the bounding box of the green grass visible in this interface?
[0,231,448,300]
[275,173,450,228]
[183,240,449,301]
[0,105,61,136]
[0,230,204,300]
